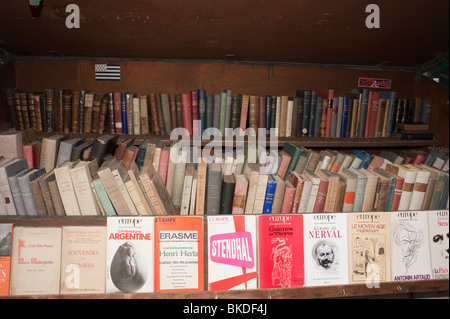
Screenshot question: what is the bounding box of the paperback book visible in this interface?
[154,216,204,292]
[258,214,304,288]
[427,210,449,279]
[106,216,154,293]
[303,213,349,286]
[208,215,258,290]
[0,224,12,296]
[391,211,432,282]
[347,212,391,284]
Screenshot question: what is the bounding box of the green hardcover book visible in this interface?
[219,91,227,136]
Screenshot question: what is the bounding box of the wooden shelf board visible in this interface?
[2,280,448,299]
[32,131,436,149]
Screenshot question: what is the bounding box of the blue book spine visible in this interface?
[198,89,206,135]
[121,92,128,134]
[340,96,349,137]
[262,179,277,214]
[265,95,272,136]
[383,91,397,138]
[439,176,449,209]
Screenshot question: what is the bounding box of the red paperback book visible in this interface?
[158,146,170,184]
[258,215,304,288]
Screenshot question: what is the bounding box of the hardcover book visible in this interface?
[0,224,12,296]
[208,215,257,290]
[106,216,154,293]
[427,210,449,279]
[154,216,204,292]
[347,212,391,284]
[60,226,107,294]
[10,227,62,295]
[304,213,349,286]
[391,211,432,282]
[259,214,304,288]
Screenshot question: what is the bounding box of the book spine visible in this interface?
[206,94,214,131]
[265,95,272,136]
[261,179,276,214]
[239,94,250,135]
[149,93,160,135]
[220,176,235,214]
[252,174,268,214]
[132,96,141,135]
[249,95,259,136]
[195,160,207,215]
[280,186,296,214]
[340,96,349,137]
[120,92,128,134]
[160,93,172,135]
[181,93,193,135]
[232,176,248,214]
[180,172,193,215]
[313,179,328,212]
[191,90,199,135]
[198,90,207,134]
[219,91,227,135]
[97,94,109,134]
[408,171,430,210]
[91,179,116,215]
[169,93,178,131]
[44,89,53,132]
[140,94,150,134]
[158,148,170,185]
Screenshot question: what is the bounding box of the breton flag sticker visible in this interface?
[95,64,121,81]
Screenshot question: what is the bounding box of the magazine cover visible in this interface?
[427,210,449,279]
[154,216,204,292]
[303,213,348,286]
[347,212,391,284]
[0,224,13,296]
[391,211,432,281]
[106,216,154,293]
[258,214,304,288]
[208,215,257,290]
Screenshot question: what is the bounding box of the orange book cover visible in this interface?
[154,216,204,292]
[0,224,13,296]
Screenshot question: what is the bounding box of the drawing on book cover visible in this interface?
[393,222,424,272]
[271,238,293,288]
[351,234,387,282]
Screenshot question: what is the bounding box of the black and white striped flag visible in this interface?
[95,64,121,81]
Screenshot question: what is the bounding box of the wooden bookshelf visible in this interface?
[0,0,448,301]
[2,279,448,299]
[33,131,438,149]
[1,215,448,299]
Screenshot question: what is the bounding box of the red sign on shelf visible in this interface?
[358,77,392,89]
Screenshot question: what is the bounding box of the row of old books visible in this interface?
[0,130,449,217]
[5,87,432,139]
[0,211,448,296]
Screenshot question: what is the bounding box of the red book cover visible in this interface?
[412,153,426,165]
[390,174,404,211]
[318,89,334,138]
[22,141,41,169]
[367,155,385,172]
[258,215,304,288]
[158,146,170,184]
[280,182,296,214]
[181,93,193,135]
[113,92,123,134]
[312,178,329,213]
[277,150,292,179]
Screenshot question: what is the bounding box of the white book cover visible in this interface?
[427,210,449,279]
[106,216,154,293]
[207,215,258,290]
[303,213,349,286]
[391,211,433,281]
[10,227,62,296]
[60,226,107,294]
